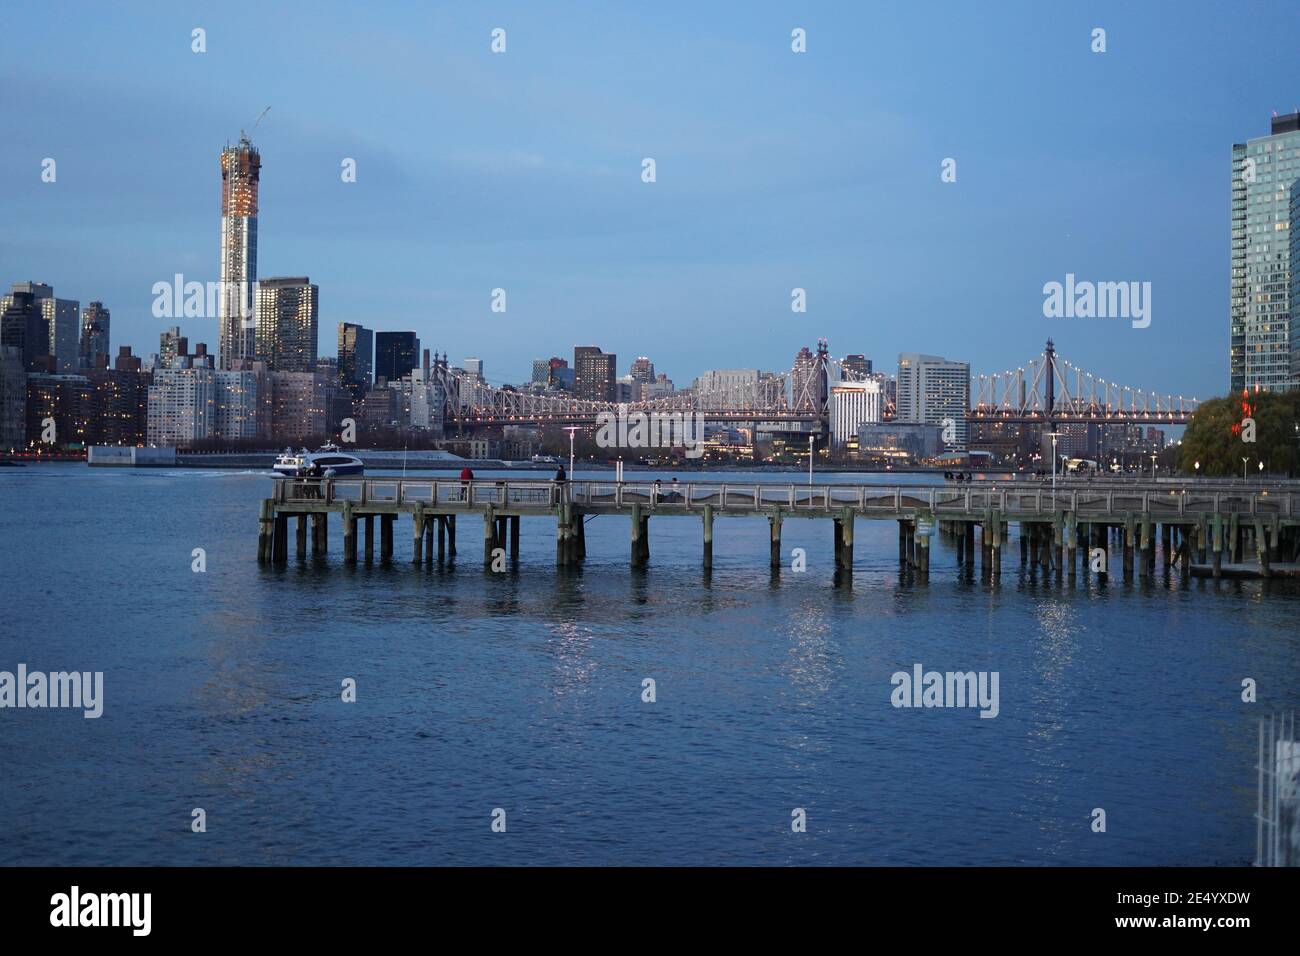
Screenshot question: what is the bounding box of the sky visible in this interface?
[3,0,1300,401]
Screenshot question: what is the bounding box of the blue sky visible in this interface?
[3,0,1299,399]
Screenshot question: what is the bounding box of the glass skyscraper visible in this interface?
[1231,111,1300,392]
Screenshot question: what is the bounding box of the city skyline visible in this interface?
[6,2,1300,397]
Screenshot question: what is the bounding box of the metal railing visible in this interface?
[271,477,1299,518]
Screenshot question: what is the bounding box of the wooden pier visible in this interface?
[258,477,1300,581]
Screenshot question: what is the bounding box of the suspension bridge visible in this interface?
[426,339,1198,433]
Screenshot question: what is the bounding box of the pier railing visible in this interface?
[272,477,1299,518]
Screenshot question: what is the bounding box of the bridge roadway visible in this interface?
[257,477,1300,581]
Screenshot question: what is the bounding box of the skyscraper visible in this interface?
[375,331,419,383]
[573,346,616,402]
[896,352,970,450]
[80,301,110,369]
[1,282,78,373]
[0,290,49,371]
[255,277,318,371]
[159,326,188,369]
[218,135,261,370]
[841,354,872,381]
[338,323,374,398]
[1231,111,1300,391]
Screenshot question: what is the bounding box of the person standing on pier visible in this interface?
[459,465,474,502]
[553,464,567,505]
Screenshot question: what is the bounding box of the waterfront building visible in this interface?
[0,346,25,449]
[27,373,95,447]
[147,365,216,447]
[86,364,152,446]
[1232,111,1300,391]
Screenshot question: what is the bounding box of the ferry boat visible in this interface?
[272,443,365,477]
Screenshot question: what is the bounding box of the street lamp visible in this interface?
[1047,431,1061,505]
[563,425,580,479]
[1242,456,1248,481]
[1150,454,1157,481]
[808,434,815,486]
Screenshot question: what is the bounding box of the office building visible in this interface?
[375,331,419,383]
[1,283,78,373]
[255,276,318,371]
[841,354,872,381]
[338,323,374,398]
[830,379,883,445]
[159,327,188,369]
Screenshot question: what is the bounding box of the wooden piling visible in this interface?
[411,511,423,565]
[273,511,288,564]
[312,512,326,556]
[364,515,374,561]
[510,515,520,560]
[342,502,357,564]
[257,499,273,563]
[380,514,394,560]
[296,514,307,559]
[703,505,714,570]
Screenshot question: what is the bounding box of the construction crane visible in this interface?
[240,107,270,143]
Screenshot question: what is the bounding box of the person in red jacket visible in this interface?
[459,465,474,501]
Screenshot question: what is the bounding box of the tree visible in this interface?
[1177,390,1300,476]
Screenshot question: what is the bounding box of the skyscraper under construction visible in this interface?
[218,135,261,370]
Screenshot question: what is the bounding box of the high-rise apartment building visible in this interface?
[338,323,374,398]
[0,346,25,449]
[255,276,318,371]
[160,326,188,369]
[148,366,216,447]
[1231,111,1300,391]
[375,331,419,383]
[573,346,616,402]
[80,301,110,369]
[841,354,872,381]
[218,136,261,370]
[896,352,970,450]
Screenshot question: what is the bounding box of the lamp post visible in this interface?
[1242,456,1248,481]
[563,425,580,479]
[808,434,815,486]
[1150,454,1157,482]
[1047,431,1061,506]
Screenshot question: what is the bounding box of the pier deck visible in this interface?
[257,477,1300,581]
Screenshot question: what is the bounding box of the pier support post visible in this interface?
[1255,520,1271,577]
[556,505,569,567]
[1161,522,1172,567]
[1138,515,1151,579]
[1227,513,1239,564]
[965,522,976,569]
[1066,513,1077,580]
[437,515,446,562]
[312,512,327,556]
[364,515,374,561]
[1211,514,1223,578]
[898,520,908,565]
[703,505,714,570]
[380,514,394,560]
[342,502,357,564]
[574,512,585,562]
[1029,523,1040,570]
[833,517,844,569]
[411,511,424,565]
[991,511,1002,578]
[297,514,307,559]
[257,500,273,563]
[448,515,457,556]
[510,515,520,561]
[956,522,966,564]
[1020,524,1028,565]
[273,511,288,564]
[1123,518,1135,580]
[841,510,854,571]
[483,508,497,568]
[769,511,782,570]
